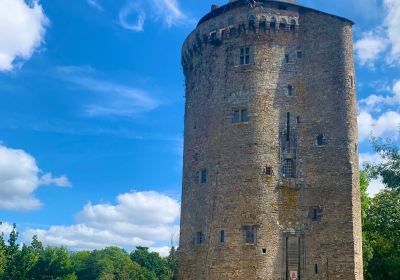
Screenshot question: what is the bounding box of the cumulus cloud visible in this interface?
[57,66,159,117]
[354,31,388,67]
[0,0,49,71]
[384,0,400,64]
[0,143,71,211]
[0,222,13,236]
[118,0,189,32]
[22,191,180,256]
[359,80,400,111]
[354,0,400,67]
[358,110,400,142]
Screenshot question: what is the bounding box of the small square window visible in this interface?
[262,248,267,254]
[297,51,303,59]
[243,226,256,244]
[264,166,273,176]
[198,169,208,183]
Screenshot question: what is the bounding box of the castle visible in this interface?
[179,0,363,279]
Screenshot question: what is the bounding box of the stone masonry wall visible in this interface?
[179,1,363,279]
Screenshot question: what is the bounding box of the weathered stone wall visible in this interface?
[179,1,363,279]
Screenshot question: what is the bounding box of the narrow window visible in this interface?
[296,116,301,124]
[201,169,208,183]
[287,85,294,96]
[283,159,294,178]
[233,109,240,123]
[285,54,289,63]
[210,31,217,41]
[349,75,354,88]
[316,134,326,146]
[196,232,204,244]
[262,248,267,254]
[240,47,250,65]
[248,15,256,32]
[290,19,296,32]
[241,109,248,122]
[315,264,319,274]
[219,230,225,244]
[221,29,226,39]
[243,226,256,244]
[279,19,287,30]
[297,51,303,59]
[270,17,276,30]
[259,20,266,32]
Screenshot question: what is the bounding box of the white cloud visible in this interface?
[0,222,13,236]
[40,173,71,187]
[384,0,400,64]
[359,152,384,169]
[354,31,388,67]
[368,178,386,196]
[358,110,400,142]
[87,0,103,11]
[118,0,189,32]
[359,80,400,111]
[57,66,159,117]
[0,143,71,211]
[0,0,49,71]
[22,191,180,256]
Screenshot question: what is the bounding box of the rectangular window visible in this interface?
[199,169,208,183]
[311,207,323,221]
[316,134,326,146]
[196,231,204,244]
[283,159,295,178]
[288,85,294,96]
[297,51,302,59]
[233,109,248,123]
[240,47,250,65]
[285,54,289,63]
[219,230,225,244]
[243,226,256,244]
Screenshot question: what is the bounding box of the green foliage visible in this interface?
[4,223,20,280]
[366,138,400,191]
[363,189,400,280]
[76,246,157,280]
[0,225,5,278]
[166,247,179,280]
[131,247,171,280]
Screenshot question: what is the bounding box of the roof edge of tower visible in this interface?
[197,0,354,27]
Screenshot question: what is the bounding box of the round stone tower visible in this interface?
[179,1,363,279]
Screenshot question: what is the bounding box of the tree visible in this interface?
[4,223,20,280]
[130,247,171,280]
[31,247,77,280]
[360,172,373,276]
[366,138,400,191]
[0,224,5,279]
[166,246,179,280]
[77,247,155,280]
[363,189,400,280]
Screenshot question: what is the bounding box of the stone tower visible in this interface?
[179,0,363,279]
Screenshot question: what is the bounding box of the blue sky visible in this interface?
[0,0,399,255]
